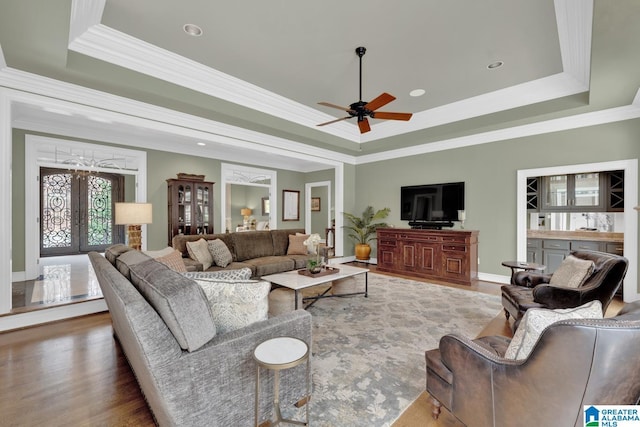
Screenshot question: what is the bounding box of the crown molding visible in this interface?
[68,0,105,44]
[356,96,640,165]
[0,67,356,171]
[68,0,592,144]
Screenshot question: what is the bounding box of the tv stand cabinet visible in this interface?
[376,228,479,285]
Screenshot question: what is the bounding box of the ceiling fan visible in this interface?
[317,46,413,134]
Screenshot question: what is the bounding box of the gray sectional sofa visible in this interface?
[90,244,312,426]
[172,228,309,277]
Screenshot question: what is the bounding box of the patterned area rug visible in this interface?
[300,272,502,427]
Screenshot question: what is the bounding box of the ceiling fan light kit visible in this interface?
[317,46,413,134]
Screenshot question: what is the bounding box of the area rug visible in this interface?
[298,273,502,427]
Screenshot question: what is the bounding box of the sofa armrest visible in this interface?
[532,284,582,309]
[513,271,552,288]
[153,310,312,426]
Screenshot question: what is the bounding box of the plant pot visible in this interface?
[355,243,371,261]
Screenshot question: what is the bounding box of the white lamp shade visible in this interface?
[241,208,252,217]
[115,203,153,225]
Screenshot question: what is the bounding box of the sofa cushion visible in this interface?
[549,255,595,288]
[245,257,296,277]
[142,246,175,259]
[232,231,274,261]
[156,250,187,272]
[115,250,152,280]
[129,259,216,352]
[208,239,233,267]
[183,267,252,281]
[195,279,270,334]
[287,234,308,255]
[505,300,602,360]
[105,244,133,265]
[186,238,214,270]
[270,229,304,255]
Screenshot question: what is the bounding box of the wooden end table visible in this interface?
[501,261,546,285]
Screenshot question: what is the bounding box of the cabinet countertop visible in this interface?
[527,230,623,243]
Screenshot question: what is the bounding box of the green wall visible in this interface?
[12,117,640,280]
[11,130,329,270]
[354,118,640,275]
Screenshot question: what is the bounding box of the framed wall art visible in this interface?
[282,190,300,221]
[311,197,321,212]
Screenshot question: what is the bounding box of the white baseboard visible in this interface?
[478,272,511,284]
[0,299,108,332]
[12,271,26,282]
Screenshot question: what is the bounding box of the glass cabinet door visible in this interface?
[544,175,568,208]
[574,173,600,207]
[542,173,603,211]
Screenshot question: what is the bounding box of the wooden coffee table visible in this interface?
[262,264,369,309]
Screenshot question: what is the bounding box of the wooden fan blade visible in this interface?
[365,92,396,111]
[372,112,413,121]
[317,116,351,126]
[318,102,353,113]
[358,118,371,134]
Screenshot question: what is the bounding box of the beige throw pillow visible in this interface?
[156,250,187,272]
[196,279,270,334]
[549,255,595,288]
[287,234,309,255]
[186,238,213,270]
[208,239,233,267]
[504,300,602,360]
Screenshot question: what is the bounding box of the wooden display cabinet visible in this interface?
[167,178,215,246]
[377,228,479,285]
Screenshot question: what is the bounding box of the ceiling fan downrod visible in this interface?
[356,46,366,103]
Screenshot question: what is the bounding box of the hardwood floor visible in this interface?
[0,266,623,426]
[0,312,155,426]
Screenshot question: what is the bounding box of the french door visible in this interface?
[40,168,125,256]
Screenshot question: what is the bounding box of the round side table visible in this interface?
[253,336,310,427]
[501,261,546,285]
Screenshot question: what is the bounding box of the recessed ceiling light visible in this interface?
[197,142,206,146]
[487,61,504,70]
[409,89,426,97]
[183,24,203,37]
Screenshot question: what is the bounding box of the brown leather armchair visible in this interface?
[501,250,627,328]
[426,301,640,427]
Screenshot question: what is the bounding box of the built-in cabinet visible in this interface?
[527,170,624,213]
[377,228,478,285]
[167,178,215,246]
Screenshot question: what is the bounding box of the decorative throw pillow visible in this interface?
[208,239,233,267]
[505,300,603,360]
[183,267,252,281]
[287,234,309,255]
[195,279,270,334]
[156,250,187,272]
[186,238,213,270]
[549,255,595,288]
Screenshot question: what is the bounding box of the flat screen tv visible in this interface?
[400,182,465,228]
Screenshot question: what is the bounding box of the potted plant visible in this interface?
[343,206,391,260]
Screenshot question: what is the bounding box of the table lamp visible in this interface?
[241,208,252,229]
[115,202,153,250]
